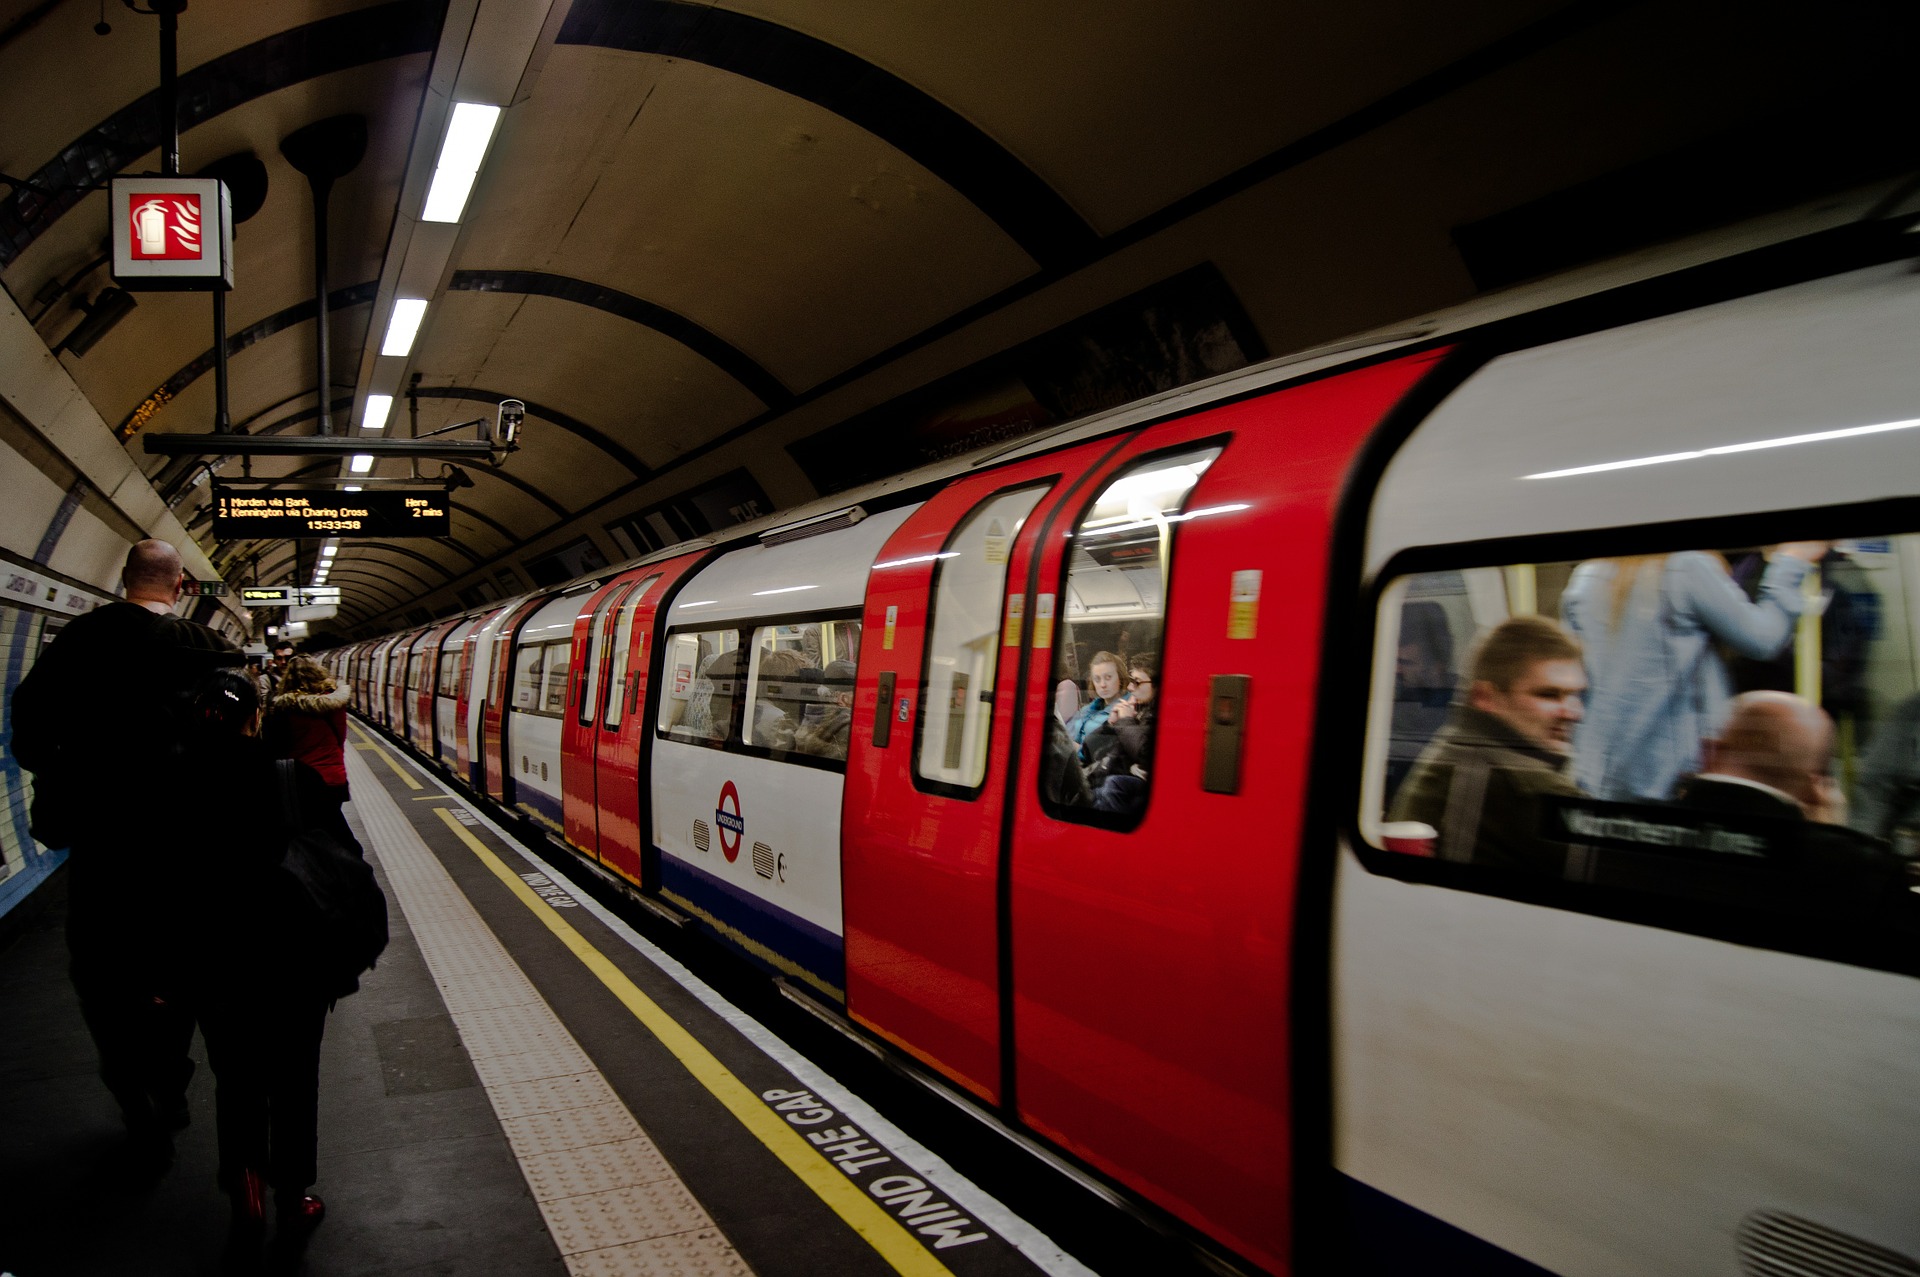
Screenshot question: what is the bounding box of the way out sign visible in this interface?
[110,177,233,289]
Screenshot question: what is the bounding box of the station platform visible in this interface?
[0,724,1120,1277]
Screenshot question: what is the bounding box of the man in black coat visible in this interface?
[11,539,240,1161]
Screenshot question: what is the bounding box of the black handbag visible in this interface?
[274,761,389,997]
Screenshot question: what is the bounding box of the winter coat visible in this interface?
[265,685,351,788]
[1562,551,1809,802]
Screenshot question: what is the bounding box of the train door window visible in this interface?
[1360,528,1920,972]
[743,618,864,761]
[659,628,742,744]
[1040,444,1223,827]
[543,641,571,716]
[915,483,1051,794]
[512,644,545,711]
[578,587,629,727]
[605,575,661,729]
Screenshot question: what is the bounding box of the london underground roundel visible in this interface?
[715,780,744,862]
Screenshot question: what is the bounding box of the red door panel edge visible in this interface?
[1007,351,1447,1275]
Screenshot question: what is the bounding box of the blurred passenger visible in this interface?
[1042,714,1094,808]
[1085,654,1157,815]
[10,538,239,1166]
[793,660,857,761]
[683,648,739,741]
[1851,690,1920,848]
[1385,601,1456,804]
[1561,544,1824,801]
[265,655,352,840]
[1387,616,1585,873]
[179,669,337,1249]
[1064,650,1126,762]
[751,649,810,748]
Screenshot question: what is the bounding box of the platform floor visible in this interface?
[0,726,1100,1276]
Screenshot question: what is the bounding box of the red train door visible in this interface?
[483,598,544,800]
[842,438,1130,1103]
[456,604,511,788]
[417,619,459,756]
[592,553,704,887]
[562,577,637,856]
[1001,352,1445,1275]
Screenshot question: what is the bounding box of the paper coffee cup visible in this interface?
[1381,820,1437,857]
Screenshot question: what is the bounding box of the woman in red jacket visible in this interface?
[265,655,350,832]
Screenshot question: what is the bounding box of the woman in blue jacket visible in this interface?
[1561,543,1825,801]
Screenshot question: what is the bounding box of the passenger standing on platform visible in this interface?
[264,655,352,839]
[10,539,239,1167]
[179,669,335,1247]
[1561,545,1824,802]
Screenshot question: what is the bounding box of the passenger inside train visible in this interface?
[1368,532,1920,926]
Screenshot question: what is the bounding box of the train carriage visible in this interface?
[333,205,1920,1277]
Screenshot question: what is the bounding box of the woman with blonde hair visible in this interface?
[265,653,351,833]
[1561,542,1826,801]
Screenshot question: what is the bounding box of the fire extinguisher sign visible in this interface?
[110,176,233,289]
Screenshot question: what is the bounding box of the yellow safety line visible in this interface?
[354,735,423,790]
[413,794,452,801]
[430,806,955,1277]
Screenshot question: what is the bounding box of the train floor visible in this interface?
[0,725,1134,1277]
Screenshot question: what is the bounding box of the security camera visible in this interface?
[494,399,525,448]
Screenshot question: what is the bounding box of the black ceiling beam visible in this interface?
[145,433,503,459]
[451,500,521,546]
[449,270,794,408]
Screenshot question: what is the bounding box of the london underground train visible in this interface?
[329,198,1920,1277]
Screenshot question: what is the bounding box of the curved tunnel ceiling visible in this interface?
[2,0,1914,635]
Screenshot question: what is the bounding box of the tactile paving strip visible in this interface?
[347,747,752,1276]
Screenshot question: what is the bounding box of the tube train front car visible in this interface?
[326,205,1920,1277]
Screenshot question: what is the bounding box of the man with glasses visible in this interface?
[12,539,240,1170]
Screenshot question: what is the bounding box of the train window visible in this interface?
[915,483,1051,795]
[604,575,661,729]
[659,628,742,744]
[578,586,628,727]
[543,641,571,716]
[742,619,862,761]
[1361,531,1920,960]
[512,644,545,712]
[1041,445,1223,827]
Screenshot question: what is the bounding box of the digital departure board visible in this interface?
[212,487,451,538]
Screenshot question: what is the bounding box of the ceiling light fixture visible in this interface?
[362,393,393,431]
[381,299,428,357]
[421,102,501,223]
[1522,417,1920,480]
[349,454,375,474]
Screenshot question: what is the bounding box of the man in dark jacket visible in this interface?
[11,539,240,1160]
[1387,615,1586,873]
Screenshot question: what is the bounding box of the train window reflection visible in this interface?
[542,642,571,716]
[744,619,862,760]
[659,628,742,744]
[916,483,1049,794]
[512,644,545,712]
[604,575,660,730]
[1041,444,1222,827]
[1362,532,1920,959]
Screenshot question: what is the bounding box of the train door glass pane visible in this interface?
[915,484,1049,793]
[1041,445,1223,825]
[659,628,742,743]
[605,575,661,729]
[543,641,571,716]
[512,644,545,711]
[743,620,863,760]
[1361,528,1920,971]
[578,588,625,727]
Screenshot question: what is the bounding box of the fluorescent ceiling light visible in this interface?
[344,484,362,492]
[421,102,501,223]
[1523,417,1920,480]
[350,454,375,474]
[381,300,427,358]
[362,393,393,431]
[321,545,337,557]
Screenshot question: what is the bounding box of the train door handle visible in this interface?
[873,672,896,747]
[1202,675,1250,795]
[630,682,643,714]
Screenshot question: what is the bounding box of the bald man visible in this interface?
[1671,691,1913,954]
[12,538,239,1165]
